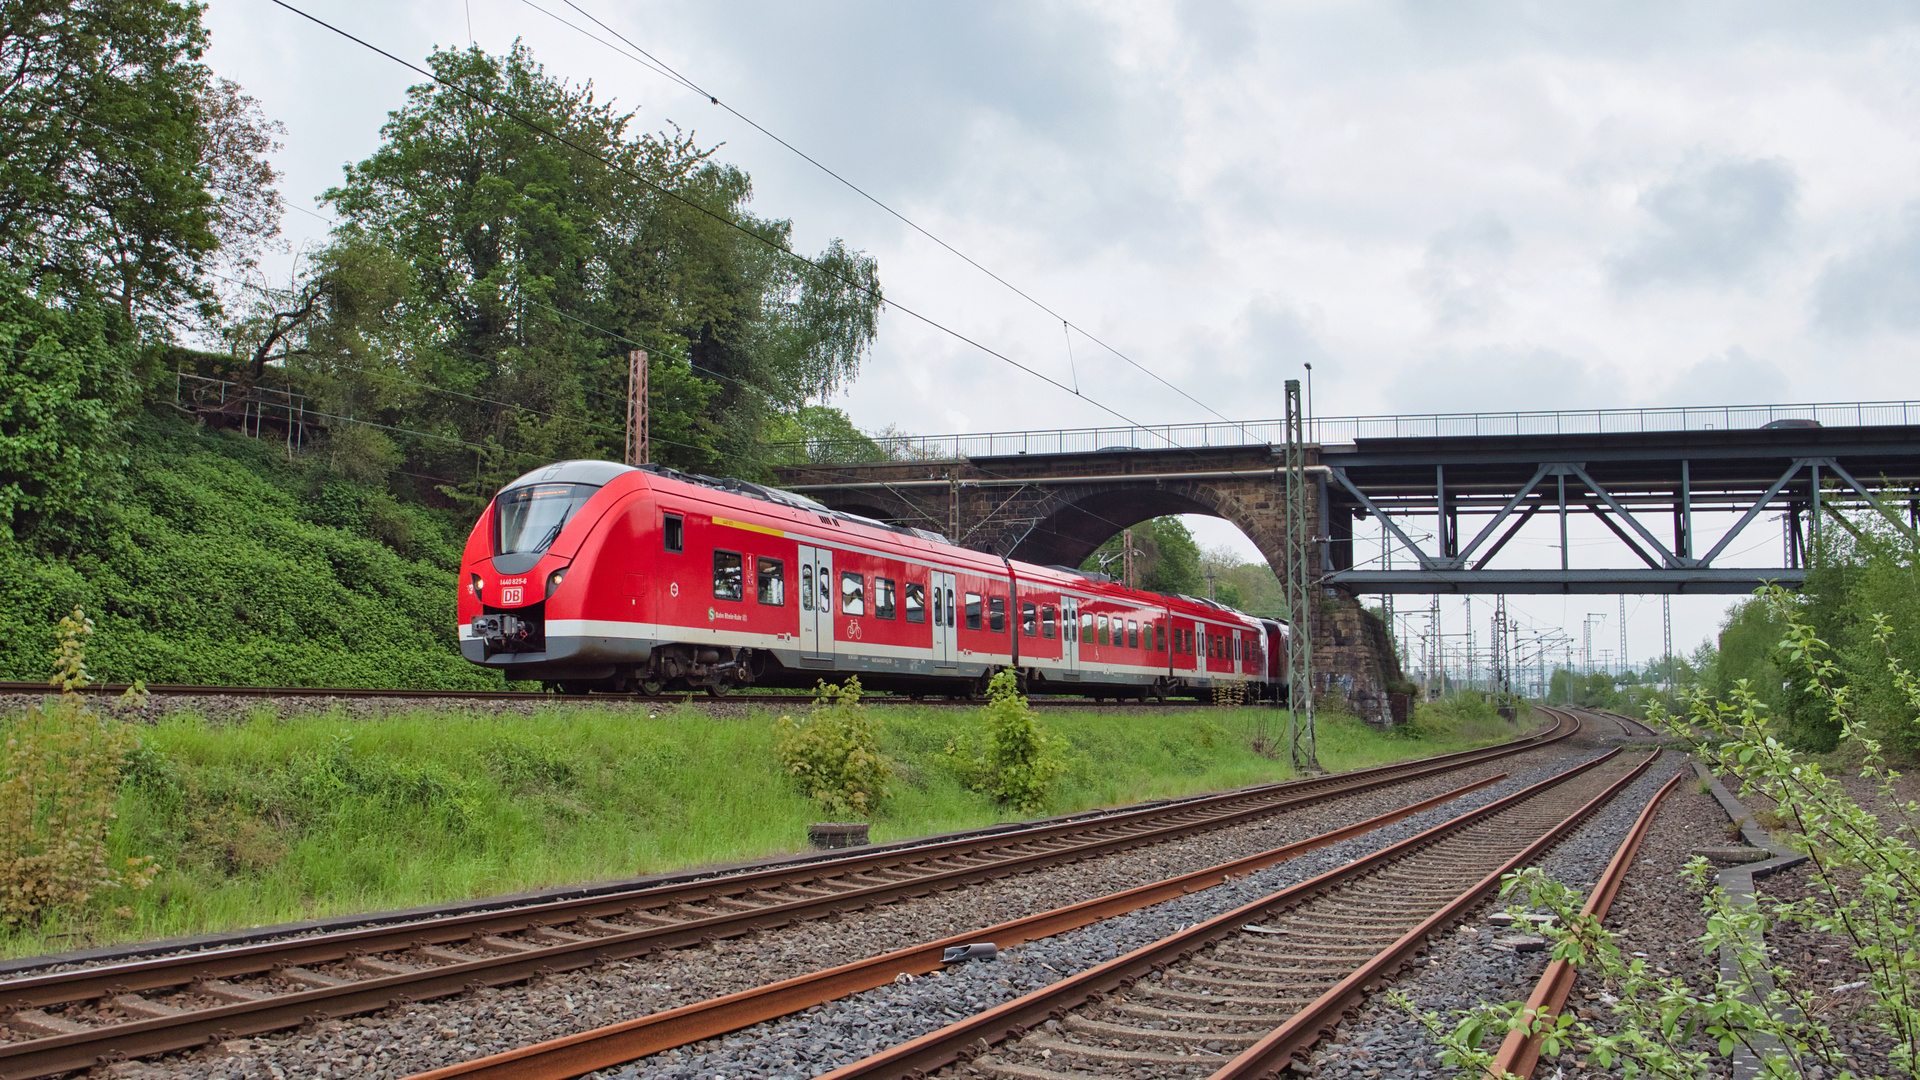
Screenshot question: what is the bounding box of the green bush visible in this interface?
[946,670,1070,813]
[773,677,893,818]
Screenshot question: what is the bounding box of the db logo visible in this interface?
[670,582,680,597]
[501,586,524,604]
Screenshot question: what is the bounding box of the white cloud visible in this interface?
[1608,155,1799,289]
[1812,203,1920,335]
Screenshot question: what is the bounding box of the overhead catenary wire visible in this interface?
[264,0,1183,452]
[527,0,1242,432]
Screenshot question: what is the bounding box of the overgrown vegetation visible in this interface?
[1417,584,1920,1078]
[773,677,893,818]
[0,610,156,927]
[0,411,496,687]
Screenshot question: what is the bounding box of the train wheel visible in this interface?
[705,678,731,698]
[1151,683,1168,704]
[639,677,666,696]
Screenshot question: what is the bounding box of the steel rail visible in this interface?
[0,717,1580,1079]
[1486,768,1688,1079]
[403,774,1510,1080]
[812,741,1654,1080]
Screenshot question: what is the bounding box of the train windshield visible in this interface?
[495,483,598,555]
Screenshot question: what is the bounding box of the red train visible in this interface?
[459,460,1291,701]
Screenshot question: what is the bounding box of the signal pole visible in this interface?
[1282,379,1320,773]
[625,349,649,465]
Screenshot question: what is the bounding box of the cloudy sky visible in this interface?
[206,0,1920,669]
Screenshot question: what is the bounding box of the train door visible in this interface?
[1062,597,1079,675]
[797,545,834,662]
[930,570,957,669]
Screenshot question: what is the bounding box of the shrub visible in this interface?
[1413,586,1920,1079]
[947,670,1070,813]
[0,609,156,924]
[774,677,892,818]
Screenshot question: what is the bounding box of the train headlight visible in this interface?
[546,567,568,598]
[470,573,483,598]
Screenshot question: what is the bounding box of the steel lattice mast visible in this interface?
[1283,379,1320,773]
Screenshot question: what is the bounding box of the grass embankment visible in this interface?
[3,699,1527,959]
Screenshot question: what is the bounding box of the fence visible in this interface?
[781,400,1920,463]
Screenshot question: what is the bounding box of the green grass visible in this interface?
[0,698,1527,959]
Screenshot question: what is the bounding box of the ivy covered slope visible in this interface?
[0,408,495,688]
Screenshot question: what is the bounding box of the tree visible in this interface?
[311,43,880,490]
[1080,517,1203,595]
[0,272,138,549]
[0,0,283,323]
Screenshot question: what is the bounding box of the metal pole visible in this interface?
[1283,379,1319,772]
[625,349,649,465]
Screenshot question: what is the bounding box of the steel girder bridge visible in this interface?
[1318,422,1920,595]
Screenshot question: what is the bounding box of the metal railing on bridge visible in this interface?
[781,399,1920,463]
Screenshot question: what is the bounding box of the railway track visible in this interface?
[0,681,1187,707]
[818,740,1659,1080]
[0,712,1583,1079]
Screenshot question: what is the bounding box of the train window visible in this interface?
[964,592,983,630]
[988,596,1006,633]
[947,588,956,628]
[841,572,866,616]
[713,551,744,601]
[1040,605,1056,639]
[1127,620,1139,649]
[1155,622,1165,652]
[1020,602,1037,636]
[875,577,897,620]
[932,586,942,626]
[1097,615,1110,646]
[904,582,926,623]
[757,558,785,606]
[801,565,813,610]
[662,512,684,553]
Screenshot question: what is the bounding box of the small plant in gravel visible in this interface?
[945,670,1070,813]
[0,608,158,926]
[1410,585,1919,1079]
[774,677,893,818]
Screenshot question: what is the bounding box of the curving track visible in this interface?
[0,714,1586,1079]
[824,733,1658,1080]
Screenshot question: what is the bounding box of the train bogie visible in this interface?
[458,460,1290,701]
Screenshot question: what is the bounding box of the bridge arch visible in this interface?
[1003,481,1282,576]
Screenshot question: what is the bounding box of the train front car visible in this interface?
[459,459,651,691]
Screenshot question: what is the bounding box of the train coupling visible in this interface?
[472,612,539,655]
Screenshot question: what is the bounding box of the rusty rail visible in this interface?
[812,743,1654,1080]
[1485,767,1688,1079]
